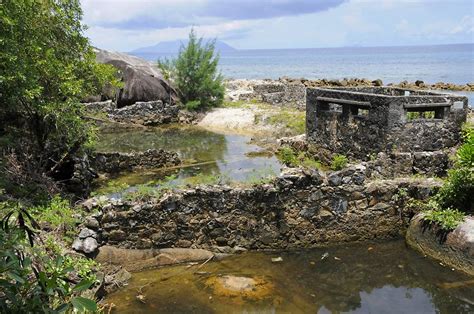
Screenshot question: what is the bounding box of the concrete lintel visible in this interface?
[404,102,451,109]
[316,96,371,108]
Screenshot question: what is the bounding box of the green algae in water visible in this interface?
[104,240,474,313]
[94,126,282,194]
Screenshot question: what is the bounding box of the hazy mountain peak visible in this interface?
[131,39,237,54]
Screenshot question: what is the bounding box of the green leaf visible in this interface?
[7,272,25,284]
[73,279,93,292]
[71,297,97,313]
[55,303,70,313]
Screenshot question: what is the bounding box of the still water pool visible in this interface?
[105,240,474,313]
[95,125,282,192]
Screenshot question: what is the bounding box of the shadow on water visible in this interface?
[94,125,282,193]
[105,240,474,313]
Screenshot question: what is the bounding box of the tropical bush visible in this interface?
[414,123,474,231]
[435,124,473,214]
[0,0,119,197]
[436,167,473,214]
[423,207,465,231]
[0,204,97,313]
[456,124,474,168]
[157,29,225,110]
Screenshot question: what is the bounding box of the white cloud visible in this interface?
[82,0,474,51]
[86,20,258,51]
[450,15,474,34]
[395,15,474,39]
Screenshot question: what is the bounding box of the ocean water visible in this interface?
[132,43,474,85]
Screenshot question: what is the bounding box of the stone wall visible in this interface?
[83,100,116,113]
[77,167,441,252]
[91,149,180,173]
[279,135,451,178]
[226,79,306,109]
[306,87,468,159]
[108,100,179,126]
[365,151,450,178]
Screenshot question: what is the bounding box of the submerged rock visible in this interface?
[95,246,215,272]
[205,275,273,300]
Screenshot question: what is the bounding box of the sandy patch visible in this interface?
[198,107,271,135]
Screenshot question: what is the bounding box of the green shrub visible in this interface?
[277,146,322,169]
[29,196,81,244]
[423,207,465,231]
[158,29,224,110]
[185,100,202,111]
[0,206,97,313]
[456,123,474,168]
[436,167,473,213]
[331,154,348,171]
[156,58,177,82]
[277,146,299,166]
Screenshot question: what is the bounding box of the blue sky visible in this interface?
[82,0,474,51]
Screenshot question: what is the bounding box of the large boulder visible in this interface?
[94,49,177,107]
[406,214,474,275]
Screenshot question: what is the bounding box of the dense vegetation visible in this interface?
[435,125,473,214]
[1,201,98,313]
[157,29,225,110]
[0,0,118,200]
[0,0,117,311]
[417,124,473,230]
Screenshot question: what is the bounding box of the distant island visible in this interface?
[131,39,237,54]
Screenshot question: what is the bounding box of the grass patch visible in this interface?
[221,100,248,108]
[92,180,130,196]
[29,196,83,244]
[267,110,306,135]
[244,166,277,185]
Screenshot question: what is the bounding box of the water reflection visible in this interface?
[105,240,474,313]
[94,125,282,190]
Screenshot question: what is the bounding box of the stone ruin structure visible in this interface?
[306,87,469,159]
